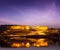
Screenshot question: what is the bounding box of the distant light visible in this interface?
[25,26,30,30]
[36,44,40,47]
[33,26,48,31]
[37,31,46,35]
[26,42,30,48]
[11,43,21,48]
[11,26,21,29]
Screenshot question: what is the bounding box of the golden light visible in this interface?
[33,43,36,46]
[11,26,21,29]
[11,43,21,48]
[37,31,46,35]
[34,39,48,47]
[33,43,40,47]
[38,39,48,46]
[39,42,48,46]
[40,26,48,31]
[37,39,45,42]
[33,26,48,31]
[25,26,30,30]
[36,44,40,47]
[9,34,14,36]
[26,42,30,48]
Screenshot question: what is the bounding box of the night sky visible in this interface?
[0,0,60,28]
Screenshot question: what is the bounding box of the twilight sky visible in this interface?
[0,0,60,28]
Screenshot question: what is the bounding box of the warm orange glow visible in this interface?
[33,26,48,31]
[11,26,21,29]
[37,31,46,35]
[21,43,25,46]
[36,44,40,47]
[7,30,10,31]
[33,43,36,46]
[40,42,48,46]
[39,26,48,31]
[26,42,30,48]
[4,31,6,33]
[10,26,25,30]
[11,43,21,48]
[33,39,48,47]
[8,34,23,36]
[25,26,30,30]
[37,39,45,42]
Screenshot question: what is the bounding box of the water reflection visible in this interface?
[0,32,59,48]
[32,38,48,47]
[6,38,49,48]
[0,36,59,48]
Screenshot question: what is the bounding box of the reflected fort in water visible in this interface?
[0,25,59,48]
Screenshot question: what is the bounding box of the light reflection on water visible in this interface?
[0,37,59,48]
[0,36,59,50]
[11,38,48,48]
[0,31,59,48]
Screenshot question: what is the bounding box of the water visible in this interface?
[0,32,59,49]
[0,37,59,50]
[0,45,59,50]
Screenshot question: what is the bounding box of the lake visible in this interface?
[0,45,59,50]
